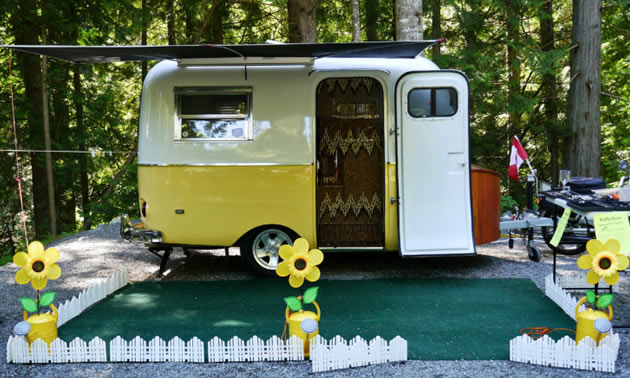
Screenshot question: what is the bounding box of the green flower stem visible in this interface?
[299,286,304,312]
[36,289,40,316]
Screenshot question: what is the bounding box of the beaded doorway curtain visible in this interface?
[316,78,384,247]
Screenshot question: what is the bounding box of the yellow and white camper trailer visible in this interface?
[7,42,476,275]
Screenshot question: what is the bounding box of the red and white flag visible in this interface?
[508,136,529,181]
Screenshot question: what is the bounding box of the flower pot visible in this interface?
[24,304,58,345]
[285,300,320,357]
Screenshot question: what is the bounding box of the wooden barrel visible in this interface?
[471,165,501,245]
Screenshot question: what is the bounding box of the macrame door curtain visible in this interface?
[316,78,385,247]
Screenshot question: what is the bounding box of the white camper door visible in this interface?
[396,72,474,256]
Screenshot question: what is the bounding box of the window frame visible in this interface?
[407,87,458,118]
[174,86,253,142]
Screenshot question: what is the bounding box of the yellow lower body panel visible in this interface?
[384,163,399,251]
[138,165,315,246]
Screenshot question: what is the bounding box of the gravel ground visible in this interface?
[1,219,628,377]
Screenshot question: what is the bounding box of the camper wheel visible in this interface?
[240,228,296,276]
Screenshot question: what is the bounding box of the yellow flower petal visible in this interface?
[28,241,45,259]
[586,269,601,285]
[616,254,629,271]
[32,277,47,290]
[279,245,295,261]
[305,266,321,282]
[294,238,309,254]
[586,239,604,256]
[577,255,593,270]
[604,272,619,286]
[276,261,290,277]
[289,274,304,288]
[604,239,621,255]
[13,252,29,267]
[307,249,324,266]
[15,269,31,285]
[44,248,60,264]
[47,264,62,280]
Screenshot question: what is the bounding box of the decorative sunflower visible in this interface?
[276,238,323,288]
[13,241,62,290]
[577,239,629,286]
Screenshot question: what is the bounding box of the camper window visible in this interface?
[408,87,457,118]
[175,87,252,141]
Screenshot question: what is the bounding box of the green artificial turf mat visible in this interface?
[58,278,574,360]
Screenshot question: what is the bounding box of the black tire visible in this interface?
[527,246,542,262]
[508,238,514,249]
[240,227,296,276]
[540,210,587,256]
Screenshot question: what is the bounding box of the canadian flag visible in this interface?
[508,136,529,181]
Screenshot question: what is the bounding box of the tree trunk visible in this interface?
[40,41,57,237]
[141,0,148,80]
[539,0,559,186]
[431,0,441,58]
[506,0,521,135]
[287,0,317,42]
[211,0,224,44]
[183,0,196,43]
[167,0,176,45]
[566,0,601,177]
[351,0,360,42]
[365,0,378,41]
[13,0,51,239]
[73,66,90,229]
[395,0,423,40]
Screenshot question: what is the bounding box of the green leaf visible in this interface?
[585,290,596,304]
[303,286,319,304]
[20,298,38,313]
[284,296,302,312]
[39,292,56,307]
[596,293,614,309]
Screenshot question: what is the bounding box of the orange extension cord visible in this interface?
[520,327,576,339]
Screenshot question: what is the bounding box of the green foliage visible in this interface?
[585,290,596,304]
[500,194,518,214]
[0,254,12,266]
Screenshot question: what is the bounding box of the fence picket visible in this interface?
[509,333,619,373]
[311,335,408,373]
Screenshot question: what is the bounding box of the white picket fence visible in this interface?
[207,336,303,362]
[544,274,585,320]
[57,268,129,326]
[545,273,616,321]
[110,336,205,362]
[510,334,620,373]
[310,335,407,373]
[7,336,107,363]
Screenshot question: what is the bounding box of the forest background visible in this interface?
[0,0,628,260]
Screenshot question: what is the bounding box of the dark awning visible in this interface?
[1,41,439,64]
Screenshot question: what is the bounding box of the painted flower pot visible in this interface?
[24,304,58,345]
[285,300,320,357]
[575,297,612,345]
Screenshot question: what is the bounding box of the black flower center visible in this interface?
[294,258,307,271]
[32,260,45,273]
[599,257,612,270]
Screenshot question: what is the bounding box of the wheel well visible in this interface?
[234,224,300,247]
